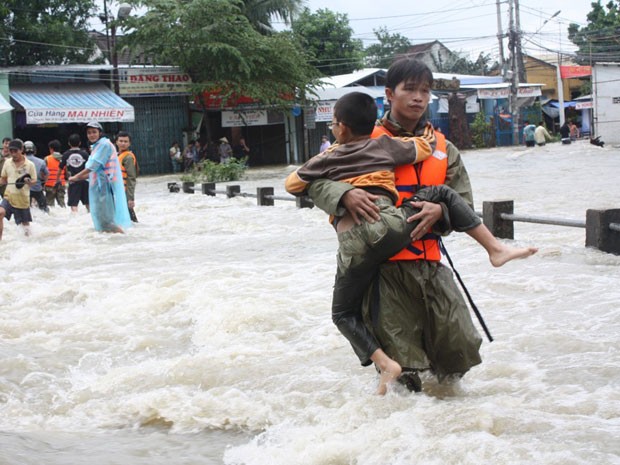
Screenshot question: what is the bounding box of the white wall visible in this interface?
[593,63,620,145]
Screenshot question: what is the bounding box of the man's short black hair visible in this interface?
[68,133,81,148]
[48,139,61,152]
[116,130,131,140]
[386,58,434,91]
[2,137,11,143]
[333,92,377,137]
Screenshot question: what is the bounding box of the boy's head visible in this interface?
[48,139,61,153]
[332,92,377,141]
[116,131,131,152]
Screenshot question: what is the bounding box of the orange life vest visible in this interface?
[117,150,138,188]
[44,155,66,187]
[371,125,449,261]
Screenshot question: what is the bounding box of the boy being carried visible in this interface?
[285,92,537,395]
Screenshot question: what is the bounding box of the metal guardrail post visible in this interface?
[257,187,274,206]
[483,200,514,239]
[202,182,215,196]
[226,185,240,198]
[586,208,620,255]
[182,181,194,193]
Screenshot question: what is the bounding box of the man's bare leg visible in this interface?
[0,207,5,240]
[467,224,538,267]
[370,348,402,395]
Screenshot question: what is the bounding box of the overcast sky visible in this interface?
[294,0,593,61]
[95,0,594,62]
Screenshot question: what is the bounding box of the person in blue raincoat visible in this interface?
[68,121,131,233]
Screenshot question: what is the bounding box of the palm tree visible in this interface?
[241,0,302,34]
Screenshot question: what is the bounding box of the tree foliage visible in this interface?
[568,0,620,64]
[434,52,499,75]
[124,0,321,106]
[291,8,364,76]
[364,27,412,68]
[0,0,98,66]
[241,0,302,34]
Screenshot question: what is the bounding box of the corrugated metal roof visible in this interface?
[10,83,134,124]
[0,93,12,114]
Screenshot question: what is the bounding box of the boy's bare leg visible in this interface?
[467,224,538,267]
[22,222,31,237]
[370,348,402,395]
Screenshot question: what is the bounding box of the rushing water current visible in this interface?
[1,140,619,465]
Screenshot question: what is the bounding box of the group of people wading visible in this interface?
[0,122,138,240]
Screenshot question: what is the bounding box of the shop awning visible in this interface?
[0,93,12,115]
[10,83,134,124]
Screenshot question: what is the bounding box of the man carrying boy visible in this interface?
[0,139,37,240]
[307,59,488,392]
[287,92,536,394]
[115,131,139,222]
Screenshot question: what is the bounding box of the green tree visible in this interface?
[0,0,97,66]
[124,0,321,106]
[434,52,498,75]
[291,8,364,76]
[568,1,620,64]
[364,27,411,68]
[241,0,301,34]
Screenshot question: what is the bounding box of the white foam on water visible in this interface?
[1,140,619,464]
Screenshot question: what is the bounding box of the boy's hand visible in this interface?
[406,201,442,240]
[342,189,380,225]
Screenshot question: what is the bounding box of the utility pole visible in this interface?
[496,0,505,73]
[508,0,521,145]
[514,0,526,83]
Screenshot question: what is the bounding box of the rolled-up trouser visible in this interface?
[332,184,481,365]
[45,184,66,208]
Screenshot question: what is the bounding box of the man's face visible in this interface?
[87,128,101,144]
[385,79,431,129]
[2,140,9,154]
[9,148,23,162]
[116,136,131,152]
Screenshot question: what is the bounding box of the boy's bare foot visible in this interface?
[490,244,538,267]
[376,358,402,395]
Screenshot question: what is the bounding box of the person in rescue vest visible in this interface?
[308,59,494,393]
[286,92,537,395]
[67,121,131,233]
[60,133,90,213]
[115,131,138,223]
[0,139,37,240]
[44,139,67,208]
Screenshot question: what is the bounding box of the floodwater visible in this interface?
[1,140,619,465]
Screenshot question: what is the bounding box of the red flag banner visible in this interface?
[560,65,592,79]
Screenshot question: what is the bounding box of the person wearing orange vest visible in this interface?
[44,139,66,208]
[308,59,488,393]
[286,92,536,394]
[115,131,138,223]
